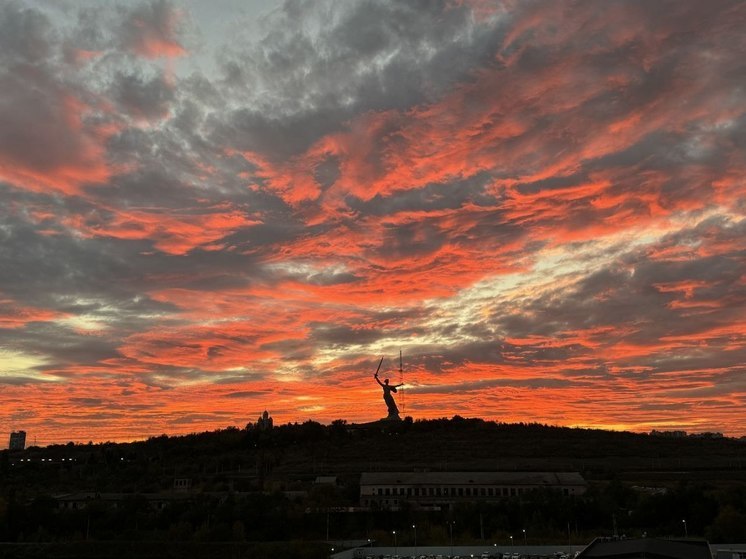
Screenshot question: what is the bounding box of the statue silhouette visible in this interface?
[375,371,403,420]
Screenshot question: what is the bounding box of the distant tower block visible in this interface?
[9,430,26,450]
[256,410,273,430]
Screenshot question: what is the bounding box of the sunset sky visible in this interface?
[1,0,745,446]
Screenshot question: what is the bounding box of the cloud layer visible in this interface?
[1,0,745,444]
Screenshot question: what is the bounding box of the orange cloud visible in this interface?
[0,298,65,328]
[0,92,121,195]
[63,207,259,255]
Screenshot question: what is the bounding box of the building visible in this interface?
[650,430,688,438]
[256,410,273,430]
[577,538,712,559]
[715,549,746,559]
[9,430,26,450]
[54,492,193,512]
[173,478,192,493]
[360,471,587,510]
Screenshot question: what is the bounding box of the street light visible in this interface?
[393,530,397,556]
[510,535,514,548]
[412,524,418,550]
[449,521,456,557]
[682,519,688,538]
[523,529,527,546]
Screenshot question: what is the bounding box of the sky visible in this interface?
[1,0,745,446]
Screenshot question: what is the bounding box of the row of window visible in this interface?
[371,486,533,498]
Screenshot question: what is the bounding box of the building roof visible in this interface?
[360,471,586,486]
[314,476,338,484]
[577,538,712,559]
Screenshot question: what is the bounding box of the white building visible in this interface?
[360,471,587,510]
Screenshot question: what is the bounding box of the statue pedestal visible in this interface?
[382,412,401,421]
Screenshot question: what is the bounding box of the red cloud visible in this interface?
[0,92,117,195]
[5,1,746,443]
[0,298,65,328]
[63,206,259,255]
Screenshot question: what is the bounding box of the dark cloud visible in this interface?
[223,391,266,399]
[1,0,745,440]
[212,0,506,158]
[113,71,175,121]
[0,3,53,64]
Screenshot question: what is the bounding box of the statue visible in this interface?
[375,370,403,421]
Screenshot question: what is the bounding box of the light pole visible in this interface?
[412,524,417,553]
[449,521,455,557]
[393,530,397,556]
[510,535,514,549]
[523,529,527,546]
[682,519,688,538]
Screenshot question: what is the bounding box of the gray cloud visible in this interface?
[1,0,745,438]
[210,0,506,158]
[0,3,53,64]
[118,0,184,57]
[113,70,175,120]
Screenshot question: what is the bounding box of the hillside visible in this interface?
[2,417,746,548]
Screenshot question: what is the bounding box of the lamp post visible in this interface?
[523,529,527,546]
[449,521,455,557]
[682,519,688,538]
[510,535,514,549]
[393,530,397,556]
[412,524,417,555]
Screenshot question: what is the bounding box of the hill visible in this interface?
[2,417,745,548]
